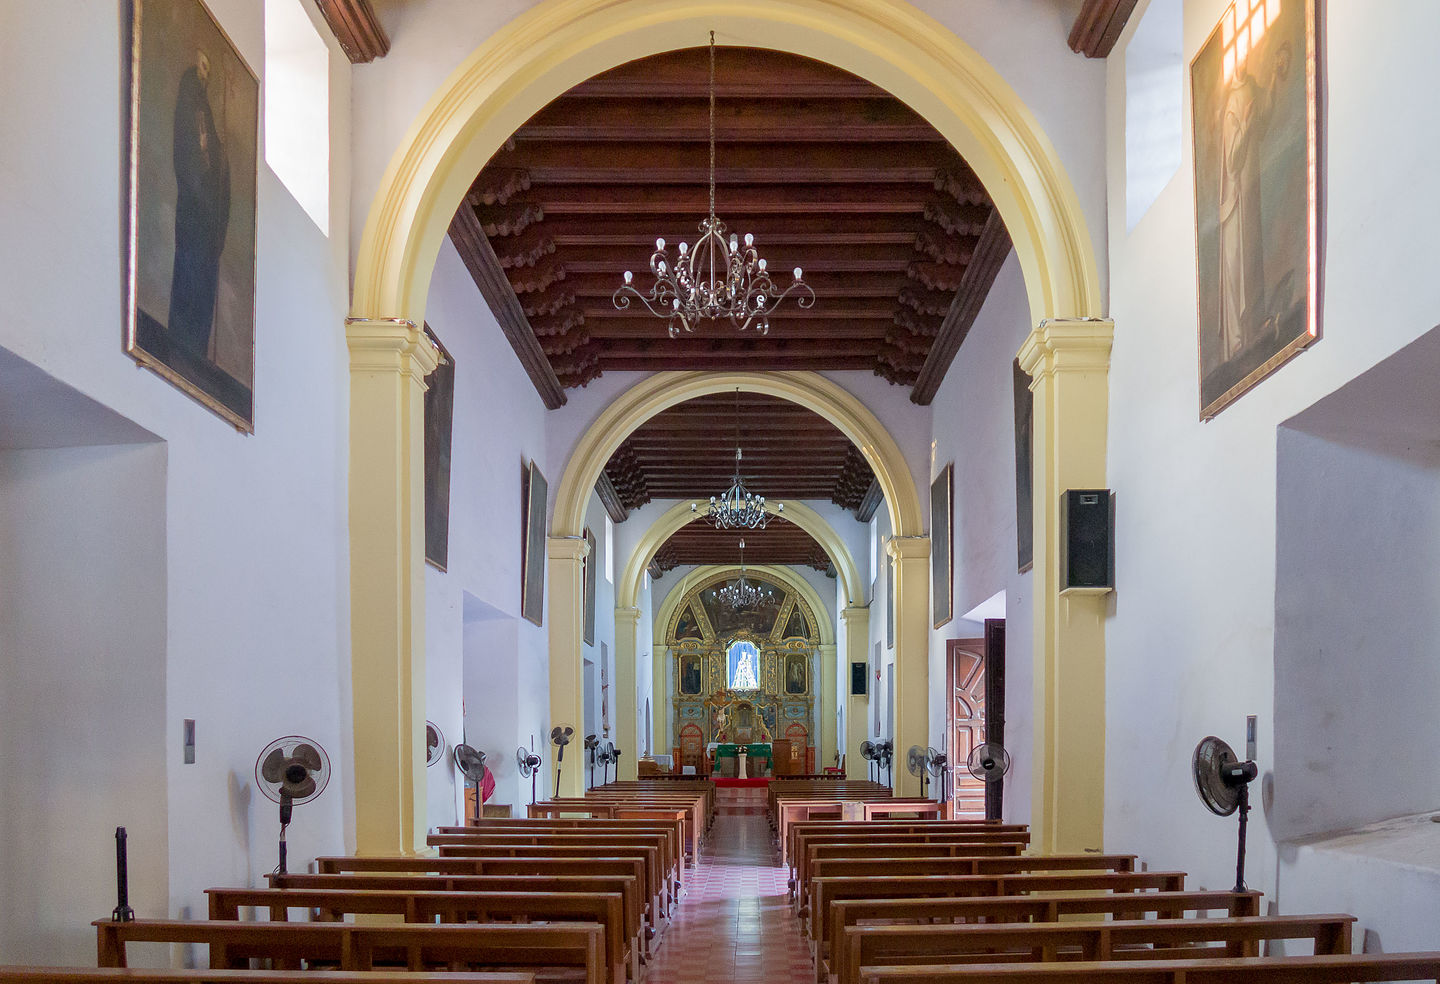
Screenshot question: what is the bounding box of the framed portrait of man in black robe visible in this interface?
[126,0,258,431]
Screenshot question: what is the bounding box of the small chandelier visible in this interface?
[692,389,781,530]
[718,538,767,611]
[612,32,815,337]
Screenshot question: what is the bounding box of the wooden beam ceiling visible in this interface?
[649,518,835,575]
[1068,0,1142,58]
[602,393,876,516]
[450,46,1010,401]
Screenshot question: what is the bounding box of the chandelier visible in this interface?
[612,32,815,337]
[692,389,781,530]
[718,538,767,611]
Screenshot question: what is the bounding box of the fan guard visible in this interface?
[1193,735,1242,816]
[255,736,331,806]
[454,744,486,783]
[425,721,445,768]
[967,741,1011,782]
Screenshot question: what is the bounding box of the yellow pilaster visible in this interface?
[1018,318,1113,855]
[889,537,931,796]
[652,645,669,757]
[548,536,588,797]
[614,606,640,780]
[818,643,837,770]
[840,606,871,779]
[346,318,438,855]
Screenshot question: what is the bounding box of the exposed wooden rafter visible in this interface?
[1068,0,1142,59]
[909,208,1014,405]
[856,479,884,524]
[595,471,629,524]
[447,207,567,409]
[314,0,389,63]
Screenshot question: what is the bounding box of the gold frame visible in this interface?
[124,0,259,432]
[931,463,954,628]
[1191,0,1323,420]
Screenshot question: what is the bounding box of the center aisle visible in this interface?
[643,810,813,984]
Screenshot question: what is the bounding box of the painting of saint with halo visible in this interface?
[1191,0,1321,420]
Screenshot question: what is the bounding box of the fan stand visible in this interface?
[1233,779,1251,893]
[588,748,595,789]
[112,826,135,922]
[472,776,482,823]
[276,790,294,875]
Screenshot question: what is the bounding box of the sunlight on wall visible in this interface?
[264,0,329,234]
[1125,0,1182,232]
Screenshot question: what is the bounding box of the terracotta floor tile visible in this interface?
[644,808,812,982]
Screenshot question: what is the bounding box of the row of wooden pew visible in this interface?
[766,787,1440,984]
[1,779,715,984]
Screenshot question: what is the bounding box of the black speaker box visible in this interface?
[850,662,867,696]
[1061,489,1114,590]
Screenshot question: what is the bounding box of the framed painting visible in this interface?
[582,527,597,645]
[520,459,547,626]
[1013,359,1033,573]
[931,463,954,628]
[1192,0,1322,419]
[783,653,807,695]
[125,0,258,431]
[679,653,703,696]
[423,325,454,571]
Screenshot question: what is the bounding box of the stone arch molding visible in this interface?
[618,500,863,613]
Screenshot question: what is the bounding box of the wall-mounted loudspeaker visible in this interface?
[1061,489,1115,590]
[850,662,868,696]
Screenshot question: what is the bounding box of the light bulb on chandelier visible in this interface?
[690,389,781,531]
[718,537,768,611]
[612,31,815,336]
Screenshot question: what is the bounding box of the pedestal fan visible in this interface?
[551,726,574,797]
[454,744,487,822]
[517,744,543,804]
[1192,735,1259,892]
[255,736,331,875]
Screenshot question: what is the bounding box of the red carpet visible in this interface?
[712,777,771,788]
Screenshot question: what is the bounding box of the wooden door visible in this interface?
[946,638,986,818]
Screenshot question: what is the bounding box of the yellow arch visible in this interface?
[618,500,863,611]
[554,371,921,539]
[351,0,1102,331]
[650,563,838,648]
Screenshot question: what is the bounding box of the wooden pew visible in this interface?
[791,832,1032,898]
[856,951,1440,983]
[786,820,1029,867]
[207,887,630,984]
[429,829,681,901]
[838,914,1354,984]
[94,920,604,983]
[821,890,1262,984]
[0,972,533,984]
[267,872,644,969]
[527,802,619,818]
[809,870,1189,954]
[432,843,665,919]
[797,851,1135,915]
[439,815,690,875]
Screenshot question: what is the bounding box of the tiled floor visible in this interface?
[644,809,814,983]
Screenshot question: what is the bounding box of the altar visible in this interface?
[708,742,773,777]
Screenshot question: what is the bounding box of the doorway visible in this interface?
[946,619,1005,819]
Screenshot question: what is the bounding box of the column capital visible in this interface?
[1017,317,1114,379]
[347,318,440,379]
[840,605,870,626]
[547,535,589,562]
[886,535,931,561]
[615,606,641,628]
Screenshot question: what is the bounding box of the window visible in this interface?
[264,0,329,233]
[726,640,760,691]
[1124,0,1182,231]
[604,516,615,584]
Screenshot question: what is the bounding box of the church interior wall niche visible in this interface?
[666,570,819,774]
[1191,0,1322,419]
[126,0,258,431]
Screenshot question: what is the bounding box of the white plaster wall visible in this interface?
[1104,0,1440,915]
[424,568,465,829]
[635,577,655,756]
[0,0,355,937]
[423,236,551,812]
[867,505,896,758]
[926,253,1035,819]
[0,444,168,964]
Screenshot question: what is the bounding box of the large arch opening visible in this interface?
[348,0,1108,853]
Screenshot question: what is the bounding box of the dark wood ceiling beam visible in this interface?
[314,0,389,63]
[573,49,887,98]
[515,213,956,245]
[559,271,907,298]
[856,479,884,522]
[513,184,940,214]
[549,242,925,268]
[909,208,1013,405]
[585,297,898,319]
[596,356,880,371]
[1068,0,1142,58]
[516,98,941,143]
[447,207,566,410]
[497,141,961,180]
[595,471,629,523]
